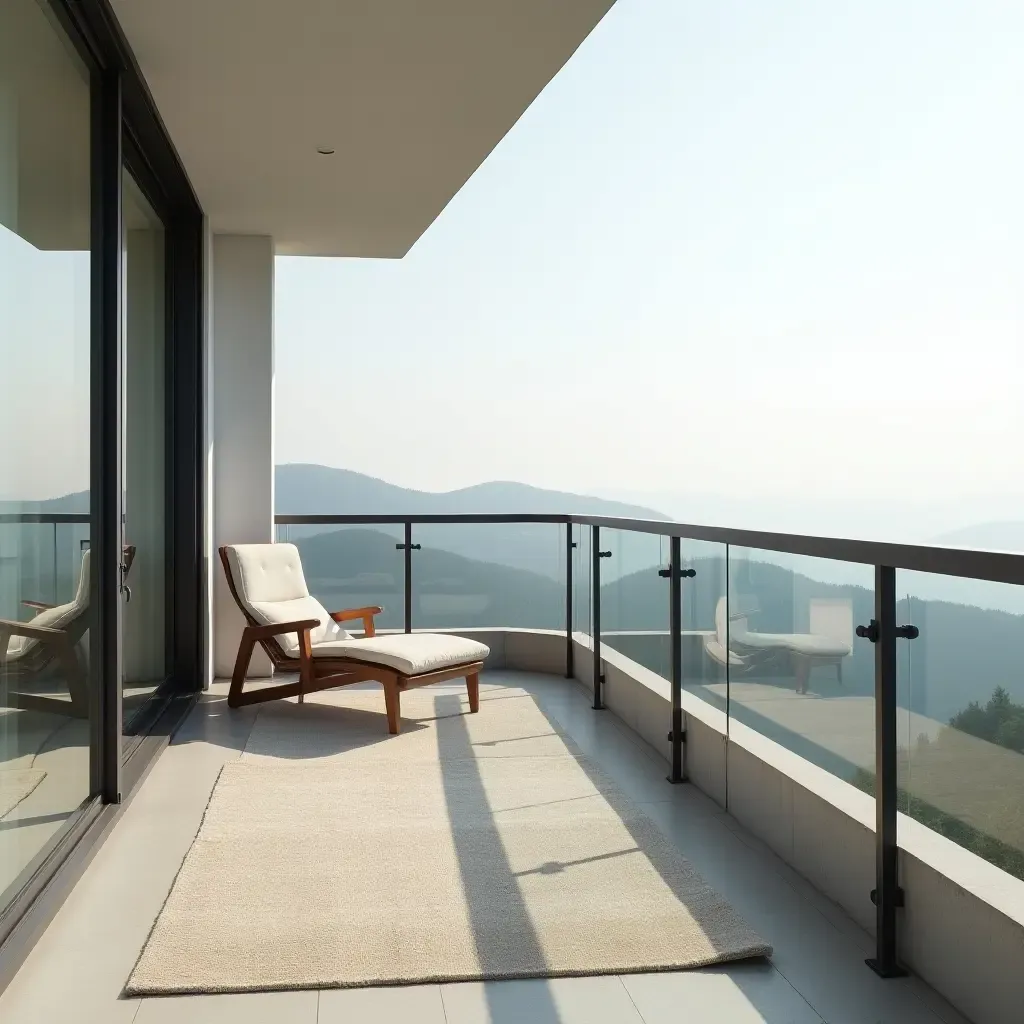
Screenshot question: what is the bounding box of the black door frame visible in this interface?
[52,0,206,797]
[0,0,204,982]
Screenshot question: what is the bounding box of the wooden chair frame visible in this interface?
[219,546,483,734]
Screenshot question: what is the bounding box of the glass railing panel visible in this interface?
[277,521,405,633]
[572,524,592,642]
[0,521,89,622]
[896,571,1024,880]
[727,547,873,781]
[411,523,564,630]
[680,539,728,713]
[599,528,669,681]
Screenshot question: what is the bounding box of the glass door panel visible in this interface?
[121,171,167,735]
[0,0,93,907]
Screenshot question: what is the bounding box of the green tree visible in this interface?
[949,685,1024,754]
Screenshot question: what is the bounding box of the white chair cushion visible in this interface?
[290,633,490,676]
[732,630,850,657]
[225,543,311,603]
[224,544,351,652]
[250,596,352,655]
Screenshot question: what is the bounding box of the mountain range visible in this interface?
[275,464,670,581]
[274,464,668,518]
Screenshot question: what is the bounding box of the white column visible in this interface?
[209,234,275,678]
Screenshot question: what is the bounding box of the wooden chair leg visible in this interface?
[466,671,480,713]
[228,630,257,708]
[382,676,401,734]
[298,629,314,705]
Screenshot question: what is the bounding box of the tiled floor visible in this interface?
[0,672,970,1023]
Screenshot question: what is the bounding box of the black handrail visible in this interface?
[274,511,1024,585]
[0,513,90,524]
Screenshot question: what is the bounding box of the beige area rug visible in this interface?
[0,769,47,819]
[126,690,770,995]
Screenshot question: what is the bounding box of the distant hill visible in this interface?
[0,491,89,514]
[275,464,670,580]
[930,521,1024,553]
[275,464,668,518]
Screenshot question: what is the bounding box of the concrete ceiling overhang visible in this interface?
[111,0,615,257]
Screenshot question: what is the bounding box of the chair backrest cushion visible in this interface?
[223,543,351,654]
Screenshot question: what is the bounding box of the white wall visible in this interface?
[209,234,275,678]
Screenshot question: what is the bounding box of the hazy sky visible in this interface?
[5,1,1023,540]
[274,0,1024,532]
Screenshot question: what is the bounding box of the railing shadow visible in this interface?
[434,691,566,1022]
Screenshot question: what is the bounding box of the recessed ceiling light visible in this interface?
[316,146,335,156]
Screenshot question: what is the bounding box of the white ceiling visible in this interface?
[111,0,615,257]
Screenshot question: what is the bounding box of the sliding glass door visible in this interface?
[121,170,168,738]
[0,0,94,908]
[0,0,203,953]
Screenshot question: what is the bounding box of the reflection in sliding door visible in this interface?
[0,0,93,909]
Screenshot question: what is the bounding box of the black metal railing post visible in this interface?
[660,539,695,784]
[395,522,420,633]
[669,536,684,782]
[862,564,910,978]
[565,522,574,679]
[592,527,606,709]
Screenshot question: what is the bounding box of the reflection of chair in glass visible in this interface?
[705,597,851,694]
[0,547,135,717]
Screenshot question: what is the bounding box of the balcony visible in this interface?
[3,513,1023,1023]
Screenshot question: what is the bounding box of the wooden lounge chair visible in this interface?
[219,543,489,734]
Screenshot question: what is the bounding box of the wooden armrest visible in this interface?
[330,605,383,638]
[0,617,68,641]
[243,618,320,641]
[330,606,383,623]
[23,600,56,612]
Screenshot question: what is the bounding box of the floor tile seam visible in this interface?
[760,961,829,1023]
[614,973,647,1022]
[438,982,453,1023]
